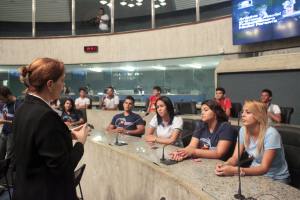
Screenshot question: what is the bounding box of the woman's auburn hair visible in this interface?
[19,58,64,93]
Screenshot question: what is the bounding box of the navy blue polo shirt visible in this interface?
[111,112,144,131]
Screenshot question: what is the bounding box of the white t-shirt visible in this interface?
[149,115,183,138]
[99,14,109,31]
[102,95,119,109]
[75,97,90,108]
[268,104,281,123]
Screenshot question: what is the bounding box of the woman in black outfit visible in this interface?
[13,58,89,200]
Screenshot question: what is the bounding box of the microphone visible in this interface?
[160,144,177,165]
[234,111,245,200]
[234,111,256,200]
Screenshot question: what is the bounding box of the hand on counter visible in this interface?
[215,163,237,176]
[169,148,193,161]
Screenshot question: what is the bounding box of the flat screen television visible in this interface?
[232,0,300,45]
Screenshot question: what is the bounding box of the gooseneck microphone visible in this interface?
[234,113,256,200]
[160,144,177,165]
[234,111,245,200]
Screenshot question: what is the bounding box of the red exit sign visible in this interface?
[84,46,98,53]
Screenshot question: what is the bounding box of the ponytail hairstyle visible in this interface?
[19,58,64,93]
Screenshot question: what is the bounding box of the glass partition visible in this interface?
[115,0,151,32]
[0,0,32,37]
[76,0,111,35]
[156,0,196,28]
[36,0,72,36]
[0,1,232,37]
[0,56,222,103]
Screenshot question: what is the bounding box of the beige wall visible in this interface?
[1,17,300,65]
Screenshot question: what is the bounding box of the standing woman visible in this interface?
[13,58,89,200]
[62,98,84,127]
[145,96,183,146]
[215,100,290,183]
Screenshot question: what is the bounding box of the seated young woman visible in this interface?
[215,100,290,184]
[170,99,236,161]
[145,96,183,146]
[61,98,85,127]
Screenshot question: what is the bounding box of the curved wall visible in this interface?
[1,17,300,65]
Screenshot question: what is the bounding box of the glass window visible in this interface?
[200,0,232,21]
[36,1,72,36]
[76,0,111,35]
[0,0,32,37]
[115,0,151,32]
[156,0,196,28]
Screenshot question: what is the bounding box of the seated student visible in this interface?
[215,100,290,184]
[75,87,90,110]
[260,89,281,124]
[215,87,232,117]
[100,86,119,110]
[147,86,161,113]
[145,96,183,146]
[170,100,236,161]
[106,96,145,137]
[62,98,84,127]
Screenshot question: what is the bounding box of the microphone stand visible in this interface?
[160,145,177,165]
[234,112,245,200]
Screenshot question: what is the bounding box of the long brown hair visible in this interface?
[243,100,268,154]
[19,58,64,93]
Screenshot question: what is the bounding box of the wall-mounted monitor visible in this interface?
[232,0,300,45]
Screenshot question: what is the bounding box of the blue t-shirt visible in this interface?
[239,126,290,180]
[192,121,236,160]
[1,99,22,135]
[111,112,144,136]
[61,110,83,122]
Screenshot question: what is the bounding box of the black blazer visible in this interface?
[13,94,84,200]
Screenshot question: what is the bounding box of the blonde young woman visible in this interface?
[215,100,290,183]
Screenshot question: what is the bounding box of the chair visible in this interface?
[181,119,196,147]
[280,107,294,124]
[174,102,197,115]
[74,164,86,200]
[118,100,125,111]
[276,125,300,188]
[230,102,242,118]
[0,159,12,200]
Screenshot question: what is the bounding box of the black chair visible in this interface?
[230,102,242,118]
[280,107,294,124]
[275,125,300,188]
[118,100,125,111]
[74,164,86,200]
[0,159,12,200]
[181,119,196,147]
[174,102,197,115]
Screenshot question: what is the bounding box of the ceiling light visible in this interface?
[128,3,135,7]
[120,1,127,6]
[88,67,103,72]
[122,66,135,72]
[160,2,166,6]
[159,0,165,2]
[99,0,108,5]
[136,2,142,6]
[152,66,166,70]
[107,2,112,7]
[137,0,143,2]
[154,4,160,8]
